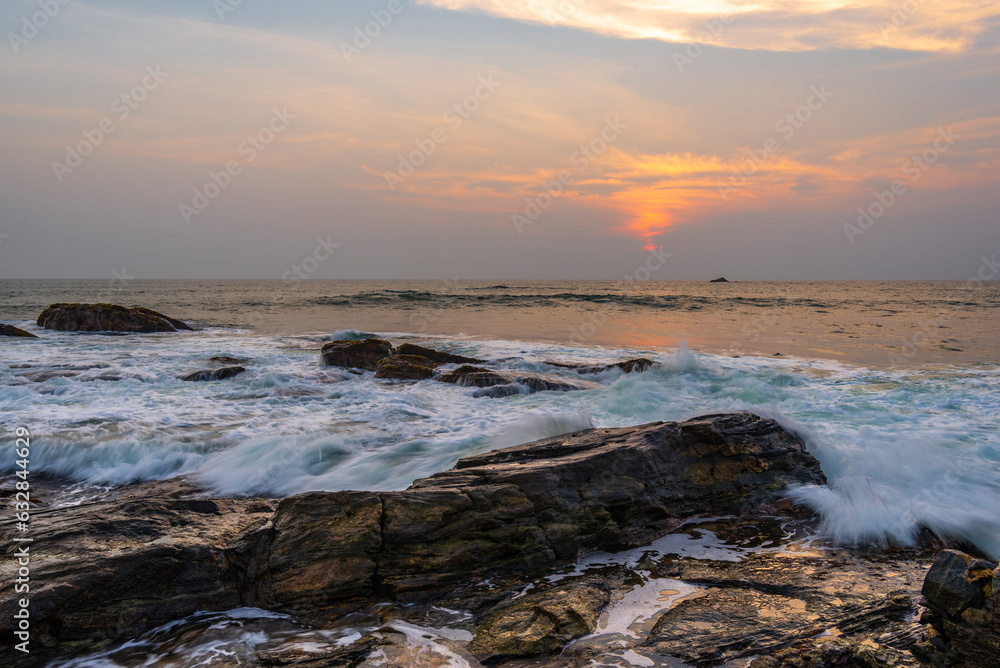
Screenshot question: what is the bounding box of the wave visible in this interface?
[3,329,999,557]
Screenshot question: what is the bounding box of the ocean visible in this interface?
[2,278,999,561]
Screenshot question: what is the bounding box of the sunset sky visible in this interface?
[1,0,998,279]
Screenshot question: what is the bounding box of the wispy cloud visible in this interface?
[418,0,1000,53]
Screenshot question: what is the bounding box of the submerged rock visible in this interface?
[575,358,659,374]
[0,323,38,338]
[36,303,193,333]
[545,358,660,374]
[374,354,439,380]
[210,355,250,365]
[181,366,246,382]
[395,342,484,365]
[440,364,600,396]
[320,338,393,371]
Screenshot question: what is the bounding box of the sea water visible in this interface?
[2,279,999,558]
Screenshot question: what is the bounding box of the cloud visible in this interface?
[372,113,1000,243]
[417,0,1000,53]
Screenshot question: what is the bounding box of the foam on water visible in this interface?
[3,324,999,557]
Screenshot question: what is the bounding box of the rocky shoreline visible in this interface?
[1,410,994,667]
[3,304,997,667]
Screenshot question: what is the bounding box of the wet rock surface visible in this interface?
[36,303,194,333]
[0,323,38,337]
[210,355,251,365]
[439,364,602,396]
[0,412,824,666]
[6,413,981,668]
[181,365,247,381]
[0,478,275,664]
[469,579,614,662]
[374,353,440,380]
[320,340,658,395]
[229,413,824,627]
[395,342,485,365]
[913,549,1000,667]
[547,357,661,374]
[320,338,394,370]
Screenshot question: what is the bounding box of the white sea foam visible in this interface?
[3,327,999,556]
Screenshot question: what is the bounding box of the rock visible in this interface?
[0,478,274,665]
[914,549,1000,667]
[573,358,659,374]
[440,365,601,397]
[210,355,250,365]
[921,550,993,618]
[749,637,914,667]
[711,277,729,282]
[129,306,194,331]
[0,413,826,666]
[0,323,38,338]
[469,579,613,662]
[320,338,393,371]
[181,366,246,382]
[374,354,440,380]
[438,364,508,387]
[232,413,825,618]
[394,342,484,365]
[256,634,381,667]
[36,303,193,333]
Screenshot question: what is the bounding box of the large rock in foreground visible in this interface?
[914,549,1000,666]
[0,479,274,664]
[0,413,825,666]
[230,413,825,615]
[36,303,193,333]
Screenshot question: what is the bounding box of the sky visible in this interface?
[0,0,998,280]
